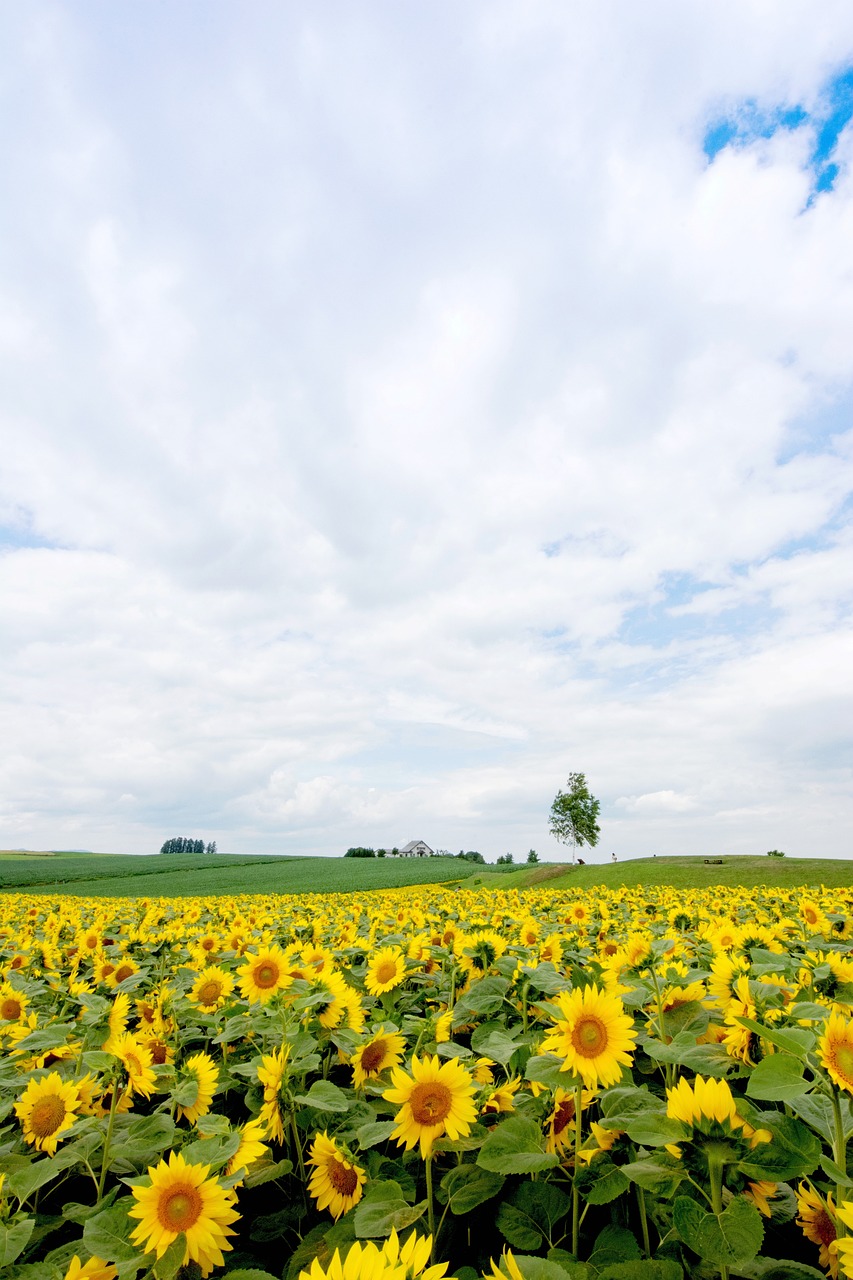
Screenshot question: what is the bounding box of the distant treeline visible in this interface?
[344,847,485,863]
[159,837,217,855]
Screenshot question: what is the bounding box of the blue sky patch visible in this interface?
[704,65,853,195]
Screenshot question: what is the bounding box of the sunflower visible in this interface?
[15,1071,81,1154]
[227,1116,269,1180]
[384,1054,478,1157]
[352,1030,407,1089]
[104,956,139,988]
[665,1075,771,1177]
[176,1052,218,1125]
[308,1131,367,1219]
[0,981,28,1022]
[382,1227,448,1280]
[481,1076,521,1116]
[484,1250,525,1280]
[258,1045,291,1143]
[796,1183,838,1279]
[541,983,637,1089]
[237,945,292,1004]
[103,991,131,1051]
[298,1239,406,1280]
[63,1258,118,1280]
[110,1031,157,1099]
[819,1012,853,1093]
[189,966,234,1012]
[365,947,407,997]
[129,1150,240,1278]
[544,1086,595,1154]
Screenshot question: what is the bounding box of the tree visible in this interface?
[344,847,375,858]
[496,852,514,865]
[549,773,601,863]
[526,849,539,864]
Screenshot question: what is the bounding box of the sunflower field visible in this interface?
[2,884,853,1280]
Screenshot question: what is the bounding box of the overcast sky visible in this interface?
[2,2,852,861]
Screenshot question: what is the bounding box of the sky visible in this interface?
[1,2,852,862]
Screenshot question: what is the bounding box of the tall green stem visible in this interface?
[571,1078,583,1258]
[425,1155,436,1262]
[833,1088,848,1276]
[636,1184,651,1257]
[708,1153,729,1280]
[97,1081,124,1200]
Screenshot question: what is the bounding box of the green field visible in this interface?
[475,854,853,892]
[0,850,480,897]
[2,850,852,898]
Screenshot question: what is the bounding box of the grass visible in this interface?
[0,851,479,897]
[476,855,853,892]
[3,850,851,899]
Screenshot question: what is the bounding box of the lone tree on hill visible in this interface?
[549,773,600,864]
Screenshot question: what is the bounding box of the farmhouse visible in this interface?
[395,839,434,858]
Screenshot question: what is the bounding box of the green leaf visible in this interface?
[643,1034,732,1078]
[587,1225,642,1270]
[4,1139,96,1202]
[577,1160,630,1205]
[0,1219,35,1268]
[477,1116,560,1174]
[621,1155,685,1198]
[437,1165,505,1215]
[471,1024,523,1066]
[660,1002,708,1039]
[83,1200,148,1264]
[495,1202,544,1251]
[734,1017,815,1058]
[731,1260,827,1280]
[454,976,511,1019]
[673,1195,763,1266]
[249,1205,306,1241]
[597,1264,683,1280]
[353,1182,428,1238]
[356,1120,398,1150]
[243,1158,294,1187]
[495,1180,570,1249]
[222,1271,282,1280]
[294,1080,350,1112]
[745,1055,811,1102]
[738,1113,822,1181]
[501,1256,588,1280]
[524,1054,569,1090]
[181,1131,242,1169]
[11,1023,77,1054]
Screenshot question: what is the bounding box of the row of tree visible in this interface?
[159,837,217,855]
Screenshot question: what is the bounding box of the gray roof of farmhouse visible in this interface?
[399,839,433,852]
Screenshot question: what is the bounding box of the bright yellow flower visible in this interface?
[796,1183,838,1278]
[365,947,407,996]
[128,1150,240,1278]
[352,1030,407,1088]
[226,1117,269,1180]
[541,984,637,1089]
[189,965,234,1012]
[819,1012,853,1093]
[176,1052,218,1125]
[307,1131,367,1220]
[384,1054,478,1157]
[237,945,292,1004]
[63,1257,118,1280]
[15,1071,81,1154]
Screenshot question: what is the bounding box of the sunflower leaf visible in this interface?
[476,1116,559,1174]
[83,1200,148,1264]
[437,1165,504,1215]
[745,1054,811,1102]
[353,1182,427,1238]
[293,1081,350,1112]
[0,1219,35,1268]
[673,1195,763,1266]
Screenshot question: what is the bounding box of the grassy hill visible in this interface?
[475,854,853,892]
[0,850,479,897]
[3,850,851,899]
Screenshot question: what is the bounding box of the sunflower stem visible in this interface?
[832,1088,848,1239]
[97,1079,124,1201]
[707,1152,729,1280]
[571,1077,583,1258]
[636,1183,651,1257]
[290,1109,307,1208]
[425,1154,436,1263]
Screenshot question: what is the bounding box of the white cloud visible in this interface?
[0,3,851,859]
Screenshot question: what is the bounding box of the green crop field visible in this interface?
[475,853,853,892]
[0,850,479,897]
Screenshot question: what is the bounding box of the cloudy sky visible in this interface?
[2,3,852,861]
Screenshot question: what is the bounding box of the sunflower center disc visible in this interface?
[329,1159,359,1195]
[199,982,221,1004]
[375,961,398,984]
[115,965,134,983]
[572,1014,607,1057]
[835,1044,853,1082]
[256,964,278,988]
[30,1094,66,1137]
[552,1099,576,1135]
[0,997,22,1019]
[360,1041,387,1074]
[161,1186,202,1231]
[410,1081,452,1124]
